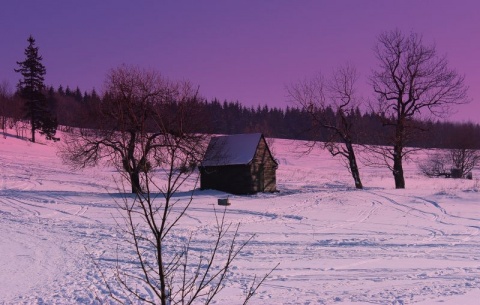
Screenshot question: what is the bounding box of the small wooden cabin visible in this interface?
[199,133,278,195]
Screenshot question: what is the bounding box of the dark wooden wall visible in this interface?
[200,165,253,194]
[250,137,277,193]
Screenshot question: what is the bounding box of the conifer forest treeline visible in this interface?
[1,85,479,149]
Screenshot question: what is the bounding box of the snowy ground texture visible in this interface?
[1,133,480,305]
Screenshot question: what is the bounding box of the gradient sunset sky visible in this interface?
[1,1,479,122]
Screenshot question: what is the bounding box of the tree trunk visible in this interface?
[1,116,5,139]
[346,141,363,189]
[157,237,168,305]
[393,144,405,189]
[392,118,406,189]
[126,131,140,193]
[130,171,141,194]
[31,112,36,143]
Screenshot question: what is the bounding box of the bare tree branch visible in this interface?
[370,29,469,188]
[287,63,364,189]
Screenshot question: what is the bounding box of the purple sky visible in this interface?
[1,1,479,122]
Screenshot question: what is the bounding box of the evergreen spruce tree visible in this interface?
[15,35,58,142]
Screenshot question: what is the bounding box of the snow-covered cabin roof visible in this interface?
[201,133,264,166]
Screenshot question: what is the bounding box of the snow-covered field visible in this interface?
[1,133,480,305]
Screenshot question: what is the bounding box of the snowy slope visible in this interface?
[1,134,479,304]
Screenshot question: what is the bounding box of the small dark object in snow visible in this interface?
[218,198,231,206]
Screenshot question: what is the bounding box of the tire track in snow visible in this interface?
[1,195,101,224]
[365,189,480,256]
[0,196,41,218]
[415,196,447,214]
[366,191,450,246]
[411,196,480,246]
[367,190,441,221]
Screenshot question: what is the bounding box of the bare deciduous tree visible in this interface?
[450,148,480,178]
[0,82,25,139]
[420,124,480,178]
[105,134,275,304]
[0,81,11,137]
[419,149,480,179]
[63,65,275,304]
[60,65,204,193]
[418,151,449,178]
[370,29,469,188]
[287,64,364,189]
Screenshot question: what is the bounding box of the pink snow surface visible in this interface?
[1,132,479,304]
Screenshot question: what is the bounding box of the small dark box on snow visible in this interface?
[218,198,231,206]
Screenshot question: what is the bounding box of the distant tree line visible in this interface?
[2,84,480,149]
[174,98,480,151]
